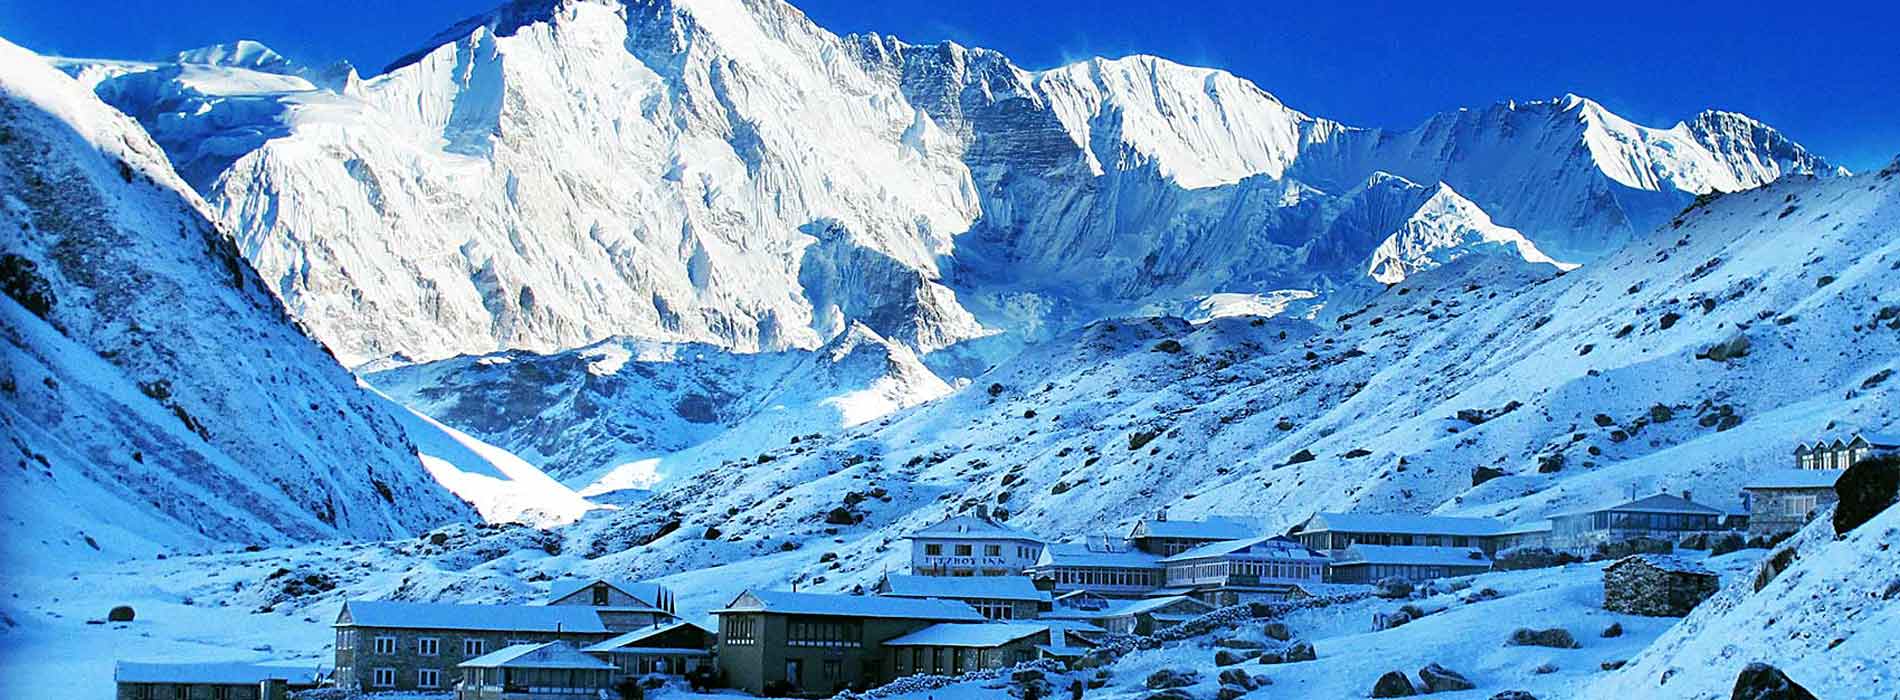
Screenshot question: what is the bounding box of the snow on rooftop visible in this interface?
[1132,516,1255,541]
[1158,535,1327,563]
[910,514,1043,542]
[114,662,320,685]
[1597,493,1726,515]
[883,623,1050,647]
[340,600,608,633]
[1743,469,1845,490]
[1608,554,1717,577]
[715,590,986,621]
[1035,543,1163,569]
[878,574,1051,602]
[1304,512,1506,537]
[580,620,712,653]
[459,641,614,670]
[1333,545,1491,567]
[545,578,666,607]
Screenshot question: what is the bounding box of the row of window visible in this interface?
[920,543,1036,558]
[346,634,493,657]
[124,687,244,700]
[1045,567,1159,587]
[335,666,441,689]
[787,618,863,647]
[723,615,758,645]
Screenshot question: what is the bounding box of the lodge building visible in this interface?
[1156,536,1328,605]
[906,512,1044,577]
[711,590,987,695]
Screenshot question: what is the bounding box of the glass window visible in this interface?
[924,544,942,556]
[954,544,973,556]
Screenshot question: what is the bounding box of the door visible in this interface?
[785,659,803,690]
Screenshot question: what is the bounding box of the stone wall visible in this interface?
[1602,563,1719,617]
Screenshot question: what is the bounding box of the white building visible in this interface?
[906,513,1044,577]
[1025,540,1164,598]
[1157,536,1328,605]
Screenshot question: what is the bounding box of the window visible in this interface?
[954,544,973,556]
[723,615,758,645]
[371,668,396,688]
[786,617,862,647]
[984,544,1002,557]
[211,688,229,700]
[373,636,397,655]
[822,659,843,681]
[464,638,486,656]
[417,637,440,656]
[336,629,355,650]
[924,544,943,556]
[417,668,441,689]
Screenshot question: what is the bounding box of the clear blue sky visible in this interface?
[5,0,1894,171]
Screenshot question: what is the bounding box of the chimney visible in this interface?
[975,504,991,521]
[1681,490,1693,502]
[1156,507,1169,522]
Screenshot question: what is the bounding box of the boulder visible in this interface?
[1601,622,1623,638]
[1507,627,1580,648]
[1601,660,1627,671]
[1214,649,1255,666]
[1532,663,1557,675]
[1216,638,1266,650]
[1374,577,1414,599]
[1254,651,1284,665]
[1490,693,1538,700]
[1834,455,1900,536]
[1263,622,1292,641]
[1146,691,1194,700]
[1145,669,1199,690]
[1284,640,1317,663]
[1216,669,1255,691]
[1472,466,1507,487]
[1371,671,1417,698]
[1216,685,1248,700]
[1730,663,1817,700]
[1418,663,1475,692]
[107,605,136,622]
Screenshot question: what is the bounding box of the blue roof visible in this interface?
[878,574,1051,603]
[1033,543,1162,569]
[910,515,1042,542]
[460,642,614,670]
[339,600,608,633]
[545,578,667,609]
[1131,517,1255,541]
[1302,512,1506,537]
[1744,469,1844,490]
[115,662,321,685]
[715,590,986,621]
[580,620,713,653]
[1159,535,1327,564]
[884,623,1050,647]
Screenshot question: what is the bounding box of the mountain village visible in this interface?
[112,433,1891,700]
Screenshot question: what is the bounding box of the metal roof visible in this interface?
[115,662,320,685]
[459,642,614,670]
[1158,535,1328,564]
[909,515,1043,542]
[544,578,667,609]
[878,574,1051,603]
[1743,469,1844,490]
[1300,512,1506,537]
[713,590,986,621]
[338,600,608,633]
[580,620,713,653]
[1331,545,1492,568]
[884,623,1050,648]
[1131,517,1255,541]
[1607,554,1716,577]
[1032,543,1163,569]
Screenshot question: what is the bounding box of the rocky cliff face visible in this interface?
[57,0,1836,367]
[0,38,473,558]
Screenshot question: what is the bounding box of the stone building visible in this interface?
[455,641,615,700]
[1025,540,1164,598]
[114,662,320,700]
[1289,513,1507,556]
[544,578,678,632]
[332,601,612,693]
[1126,511,1255,555]
[906,512,1045,577]
[1742,469,1844,537]
[711,590,985,695]
[1602,554,1719,617]
[580,620,717,678]
[1157,536,1328,604]
[874,574,1050,620]
[1546,492,1725,554]
[1325,544,1492,583]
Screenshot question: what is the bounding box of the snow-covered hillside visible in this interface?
[51,0,1834,366]
[368,322,951,490]
[557,157,1897,596]
[0,38,474,559]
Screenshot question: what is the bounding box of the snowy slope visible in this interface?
[1580,504,1900,700]
[48,0,1834,366]
[0,38,473,560]
[369,322,951,489]
[557,158,1897,599]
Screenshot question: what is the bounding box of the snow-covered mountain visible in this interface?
[0,38,475,558]
[50,0,1835,367]
[369,322,951,491]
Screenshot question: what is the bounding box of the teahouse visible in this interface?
[906,512,1045,577]
[711,590,986,695]
[874,574,1050,620]
[1741,469,1844,538]
[115,662,320,700]
[455,642,615,700]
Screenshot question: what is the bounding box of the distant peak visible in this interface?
[171,40,293,71]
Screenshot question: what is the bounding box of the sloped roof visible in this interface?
[884,623,1049,647]
[115,662,319,685]
[1159,535,1327,564]
[1044,595,1211,621]
[1132,517,1255,541]
[1744,469,1844,490]
[1301,512,1506,537]
[580,620,713,653]
[460,642,614,670]
[910,515,1042,542]
[878,574,1051,602]
[1494,520,1554,536]
[1033,543,1162,569]
[339,601,607,633]
[1332,545,1491,568]
[1602,493,1724,515]
[1858,432,1900,448]
[714,590,985,621]
[1608,554,1716,577]
[545,578,666,609]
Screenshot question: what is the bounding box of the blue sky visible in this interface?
[5,0,1895,171]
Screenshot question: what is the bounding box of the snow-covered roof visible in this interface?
[545,578,667,609]
[878,574,1051,602]
[1597,494,1724,515]
[1856,432,1900,448]
[1332,545,1492,568]
[1494,520,1554,536]
[579,620,712,653]
[1033,543,1163,569]
[339,600,608,633]
[1045,595,1211,621]
[883,623,1049,648]
[1292,582,1378,598]
[1158,535,1327,563]
[1301,512,1506,537]
[909,514,1042,542]
[1130,516,1254,541]
[1608,554,1716,577]
[1744,469,1844,490]
[115,662,320,685]
[715,590,986,621]
[460,641,615,670]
